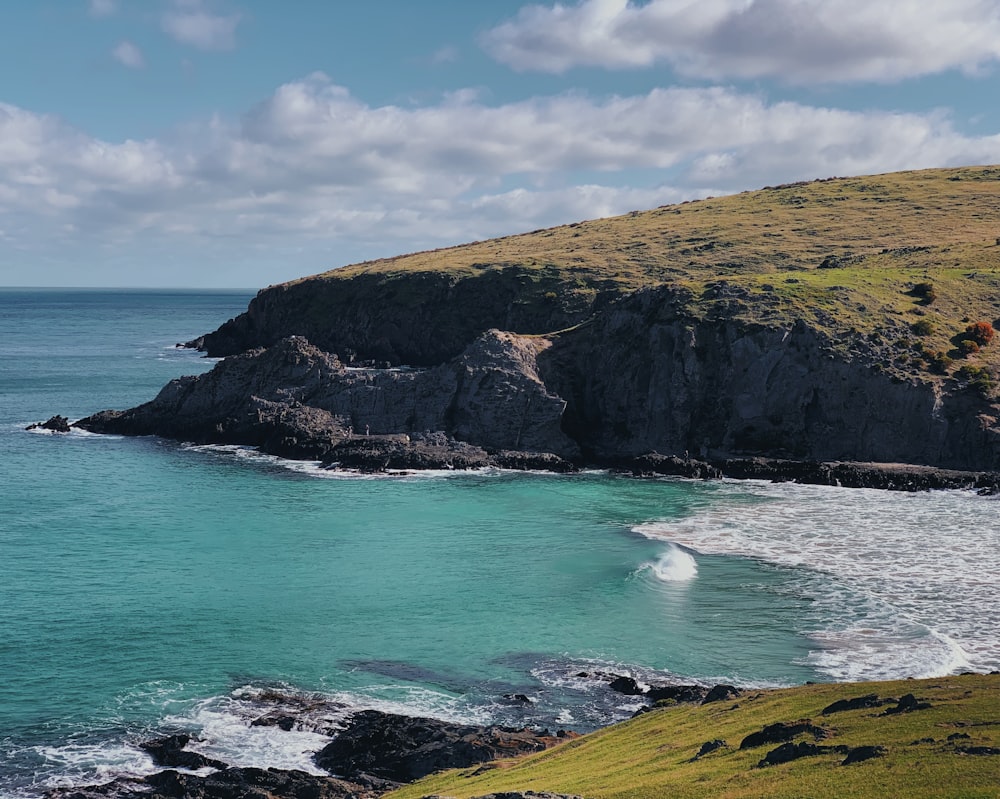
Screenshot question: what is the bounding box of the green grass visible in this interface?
[387,675,1000,799]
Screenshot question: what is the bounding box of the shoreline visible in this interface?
[29,413,1000,493]
[39,673,1000,799]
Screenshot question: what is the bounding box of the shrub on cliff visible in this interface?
[924,350,952,374]
[911,319,934,336]
[964,321,995,346]
[957,364,993,394]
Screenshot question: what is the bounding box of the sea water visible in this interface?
[1,289,997,796]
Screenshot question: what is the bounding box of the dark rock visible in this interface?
[822,693,886,714]
[758,741,837,767]
[702,684,741,704]
[78,333,579,467]
[26,415,71,432]
[947,732,971,741]
[881,693,931,715]
[842,745,887,765]
[313,710,565,783]
[740,721,830,750]
[608,676,643,696]
[645,684,707,704]
[250,713,298,731]
[44,767,376,799]
[955,746,1000,755]
[694,739,727,759]
[503,694,532,704]
[139,735,227,771]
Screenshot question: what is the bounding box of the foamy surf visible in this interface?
[649,545,698,582]
[633,480,998,679]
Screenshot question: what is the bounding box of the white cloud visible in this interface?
[162,1,241,51]
[88,0,116,17]
[483,0,1000,83]
[431,45,460,64]
[112,40,145,69]
[2,77,1000,277]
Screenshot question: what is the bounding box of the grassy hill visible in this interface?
[244,165,1000,384]
[387,675,1000,799]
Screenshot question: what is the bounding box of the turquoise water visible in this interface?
[1,290,997,796]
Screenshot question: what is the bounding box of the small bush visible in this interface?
[924,350,953,374]
[959,339,980,356]
[957,365,993,394]
[911,319,935,336]
[911,282,937,304]
[965,321,995,346]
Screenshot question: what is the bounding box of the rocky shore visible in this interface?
[36,324,996,493]
[41,674,725,799]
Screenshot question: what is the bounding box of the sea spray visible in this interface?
[650,544,698,582]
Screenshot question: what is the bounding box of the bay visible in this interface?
[1,289,997,797]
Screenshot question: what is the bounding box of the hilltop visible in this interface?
[194,165,1000,376]
[76,166,1000,478]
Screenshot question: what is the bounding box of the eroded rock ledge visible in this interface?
[75,331,580,471]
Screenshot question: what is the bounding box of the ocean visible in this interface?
[1,288,997,797]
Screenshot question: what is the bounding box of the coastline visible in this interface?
[33,413,1000,493]
[40,673,1000,799]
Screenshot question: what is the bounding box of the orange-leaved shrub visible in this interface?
[965,321,995,346]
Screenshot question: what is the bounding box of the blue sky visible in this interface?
[2,0,1000,288]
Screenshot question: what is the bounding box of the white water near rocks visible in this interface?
[635,480,1000,681]
[2,289,997,797]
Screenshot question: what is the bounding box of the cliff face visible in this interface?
[80,286,1000,473]
[195,266,609,364]
[541,287,1000,470]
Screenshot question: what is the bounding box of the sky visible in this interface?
[2,1,1000,288]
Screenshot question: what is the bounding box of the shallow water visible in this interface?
[1,289,996,796]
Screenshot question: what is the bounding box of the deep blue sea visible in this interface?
[2,289,998,796]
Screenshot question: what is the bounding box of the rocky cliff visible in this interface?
[539,285,1000,470]
[74,167,1000,483]
[77,283,1000,480]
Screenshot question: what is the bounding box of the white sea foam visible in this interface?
[164,696,331,775]
[648,544,698,582]
[29,741,158,791]
[634,480,999,679]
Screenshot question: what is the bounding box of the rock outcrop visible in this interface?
[77,332,579,468]
[70,251,1000,479]
[313,710,566,783]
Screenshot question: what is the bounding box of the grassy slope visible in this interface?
[293,165,1000,386]
[388,675,1000,799]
